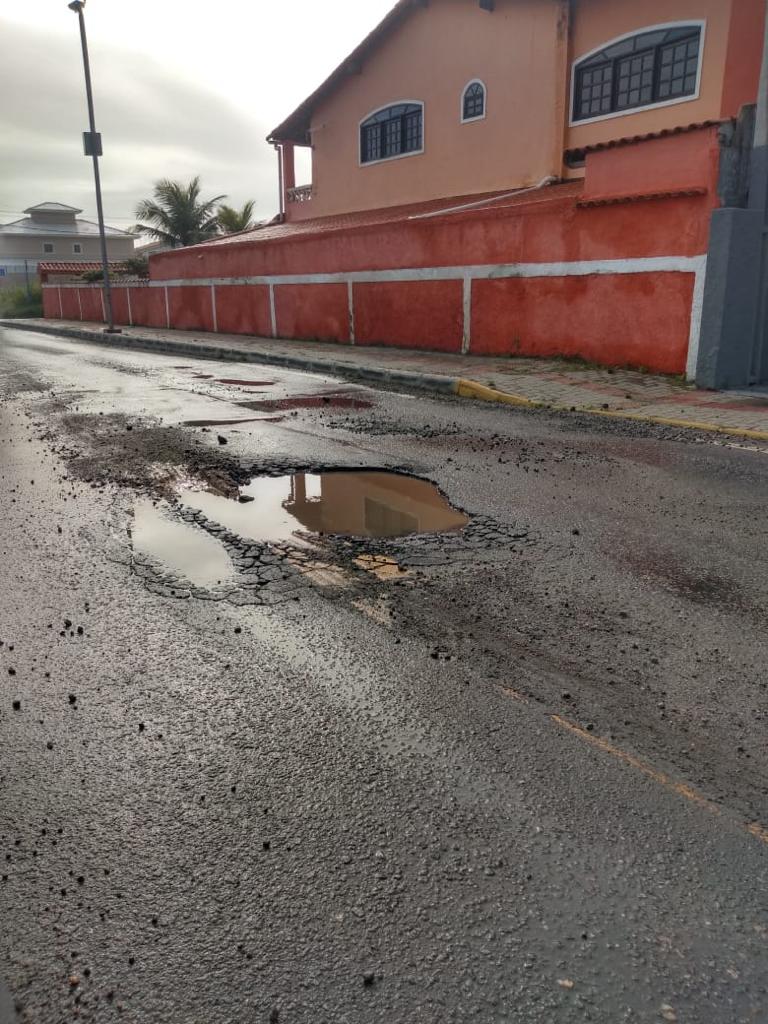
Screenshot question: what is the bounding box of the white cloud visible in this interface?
[0,0,393,225]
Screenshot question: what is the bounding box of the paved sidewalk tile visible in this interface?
[7,318,768,439]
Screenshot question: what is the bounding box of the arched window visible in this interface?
[462,81,486,122]
[360,102,424,165]
[572,22,704,124]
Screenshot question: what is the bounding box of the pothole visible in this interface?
[178,470,469,543]
[183,417,283,427]
[240,393,372,412]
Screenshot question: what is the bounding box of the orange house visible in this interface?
[44,0,768,385]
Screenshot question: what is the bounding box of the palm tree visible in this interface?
[134,177,225,248]
[217,200,257,234]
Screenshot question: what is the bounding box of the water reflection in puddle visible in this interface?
[241,393,372,412]
[178,471,468,542]
[131,500,235,586]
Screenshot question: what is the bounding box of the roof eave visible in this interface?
[266,0,417,145]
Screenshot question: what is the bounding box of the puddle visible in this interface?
[215,378,276,387]
[183,416,285,427]
[178,471,468,542]
[131,500,235,586]
[241,393,372,412]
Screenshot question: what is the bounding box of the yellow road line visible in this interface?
[551,714,768,846]
[453,378,768,443]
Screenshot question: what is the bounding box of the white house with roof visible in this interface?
[0,202,135,290]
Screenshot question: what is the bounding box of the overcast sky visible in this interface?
[0,1,393,231]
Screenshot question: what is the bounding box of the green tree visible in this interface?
[134,177,225,248]
[217,200,256,234]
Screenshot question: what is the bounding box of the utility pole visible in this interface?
[67,0,120,333]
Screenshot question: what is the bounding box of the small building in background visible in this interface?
[0,202,135,290]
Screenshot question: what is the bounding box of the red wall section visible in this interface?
[471,272,695,374]
[583,131,719,202]
[149,153,718,285]
[128,287,167,328]
[354,280,463,352]
[42,288,61,318]
[60,289,81,321]
[111,287,131,326]
[274,283,350,343]
[168,286,214,332]
[214,285,272,336]
[80,288,104,322]
[721,0,766,118]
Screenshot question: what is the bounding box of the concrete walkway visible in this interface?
[6,316,768,440]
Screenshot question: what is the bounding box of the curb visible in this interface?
[4,319,768,443]
[456,377,768,442]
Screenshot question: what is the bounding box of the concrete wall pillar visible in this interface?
[695,208,763,388]
[282,143,296,199]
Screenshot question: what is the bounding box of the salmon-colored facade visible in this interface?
[44,0,768,379]
[273,0,764,221]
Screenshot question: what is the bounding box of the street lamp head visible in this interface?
[68,1,85,11]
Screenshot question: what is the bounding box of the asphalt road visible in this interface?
[1,326,767,1024]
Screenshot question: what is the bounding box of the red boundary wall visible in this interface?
[42,127,722,375]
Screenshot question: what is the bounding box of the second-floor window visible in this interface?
[43,242,54,254]
[360,103,423,164]
[73,243,82,254]
[572,23,704,123]
[462,81,486,122]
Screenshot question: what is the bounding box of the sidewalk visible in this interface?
[5,317,768,441]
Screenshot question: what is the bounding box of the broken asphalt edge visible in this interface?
[4,319,768,443]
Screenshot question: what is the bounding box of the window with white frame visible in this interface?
[572,23,703,123]
[43,242,54,254]
[462,81,486,122]
[73,243,82,254]
[360,103,423,164]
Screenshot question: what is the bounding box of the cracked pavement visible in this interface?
[1,327,767,1023]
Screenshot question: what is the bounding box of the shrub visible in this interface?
[0,283,43,319]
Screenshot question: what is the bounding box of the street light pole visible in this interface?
[68,0,119,333]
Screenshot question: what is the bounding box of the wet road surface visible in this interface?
[1,327,767,1023]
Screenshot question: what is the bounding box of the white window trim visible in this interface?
[42,243,55,254]
[358,100,425,168]
[569,20,707,128]
[73,243,82,254]
[460,78,487,124]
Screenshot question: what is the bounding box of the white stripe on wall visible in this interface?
[151,255,706,290]
[462,276,472,355]
[269,283,277,338]
[685,257,708,381]
[126,286,133,327]
[164,286,170,329]
[210,284,218,333]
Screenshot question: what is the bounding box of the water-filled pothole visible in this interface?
[131,500,235,586]
[179,471,468,543]
[240,393,372,412]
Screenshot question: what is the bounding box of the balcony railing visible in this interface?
[286,184,314,204]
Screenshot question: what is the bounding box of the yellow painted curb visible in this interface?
[453,379,547,409]
[453,378,768,443]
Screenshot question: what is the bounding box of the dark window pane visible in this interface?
[463,82,485,119]
[361,104,422,162]
[574,26,700,120]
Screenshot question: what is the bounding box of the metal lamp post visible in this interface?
[67,0,119,333]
